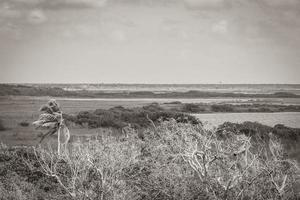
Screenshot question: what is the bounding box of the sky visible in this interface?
[0,0,300,84]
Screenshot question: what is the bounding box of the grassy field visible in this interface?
[1,96,300,146]
[0,96,153,146]
[0,96,198,146]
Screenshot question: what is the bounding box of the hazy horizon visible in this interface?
[1,0,300,84]
[2,82,300,85]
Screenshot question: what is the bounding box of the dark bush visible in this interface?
[181,103,204,113]
[0,119,5,131]
[164,101,182,104]
[65,105,201,129]
[19,121,30,127]
[211,104,234,112]
[141,103,162,112]
[273,92,297,97]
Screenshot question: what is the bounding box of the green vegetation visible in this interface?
[0,120,299,200]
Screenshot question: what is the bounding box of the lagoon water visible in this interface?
[193,112,300,129]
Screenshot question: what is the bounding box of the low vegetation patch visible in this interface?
[163,102,300,113]
[211,104,234,112]
[64,103,200,129]
[181,103,206,113]
[0,119,6,131]
[19,121,30,127]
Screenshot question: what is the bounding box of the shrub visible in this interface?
[0,119,5,131]
[211,104,234,112]
[217,121,300,162]
[181,103,205,113]
[66,105,201,129]
[141,120,300,200]
[0,146,64,200]
[19,121,30,127]
[163,101,182,104]
[1,120,298,200]
[33,135,141,200]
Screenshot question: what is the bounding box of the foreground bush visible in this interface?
[217,121,300,162]
[30,121,300,200]
[1,120,299,200]
[33,135,141,200]
[138,120,299,200]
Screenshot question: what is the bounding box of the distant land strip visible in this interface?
[0,84,299,99]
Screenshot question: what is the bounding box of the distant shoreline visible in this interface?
[1,84,300,99]
[1,95,300,114]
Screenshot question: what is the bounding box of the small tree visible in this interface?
[33,99,70,156]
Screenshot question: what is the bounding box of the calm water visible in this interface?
[193,112,300,129]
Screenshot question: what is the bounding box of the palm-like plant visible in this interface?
[33,99,70,155]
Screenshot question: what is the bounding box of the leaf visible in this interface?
[47,99,60,112]
[39,104,54,114]
[38,113,57,123]
[32,120,44,127]
[41,122,58,129]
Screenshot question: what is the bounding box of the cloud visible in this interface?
[57,0,108,8]
[184,0,225,9]
[262,0,299,7]
[4,0,300,11]
[27,9,47,24]
[2,0,108,10]
[0,3,22,18]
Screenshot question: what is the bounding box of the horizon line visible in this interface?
[1,82,300,85]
